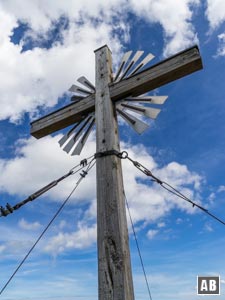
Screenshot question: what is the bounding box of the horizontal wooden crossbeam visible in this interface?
[30,45,202,138]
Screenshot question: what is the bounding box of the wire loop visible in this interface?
[120,151,128,159]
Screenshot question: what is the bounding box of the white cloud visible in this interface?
[176,218,183,224]
[0,0,128,33]
[0,135,204,256]
[0,1,128,123]
[128,0,199,56]
[155,161,201,190]
[0,136,203,227]
[204,222,213,232]
[206,0,225,30]
[0,133,97,202]
[216,33,225,56]
[44,221,97,255]
[0,0,203,124]
[218,185,225,192]
[157,222,166,228]
[147,229,158,239]
[205,1,225,57]
[0,223,37,259]
[18,218,41,230]
[208,192,215,203]
[121,144,203,225]
[0,245,6,253]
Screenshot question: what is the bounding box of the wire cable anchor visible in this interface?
[116,150,225,227]
[0,155,94,218]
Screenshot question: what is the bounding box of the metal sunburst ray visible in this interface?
[71,117,95,156]
[117,107,149,134]
[58,119,84,147]
[120,102,161,119]
[63,115,93,154]
[114,51,132,82]
[114,50,154,82]
[59,76,96,155]
[114,50,168,135]
[129,53,154,76]
[69,84,92,96]
[124,95,168,105]
[119,51,144,81]
[77,76,96,92]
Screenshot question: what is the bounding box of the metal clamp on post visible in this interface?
[95,149,121,159]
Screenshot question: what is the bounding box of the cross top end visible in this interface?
[94,44,112,54]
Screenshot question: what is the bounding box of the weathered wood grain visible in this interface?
[110,45,203,100]
[30,94,95,138]
[95,45,134,300]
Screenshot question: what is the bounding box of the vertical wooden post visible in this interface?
[95,45,135,300]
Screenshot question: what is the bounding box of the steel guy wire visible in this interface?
[0,155,95,217]
[161,181,225,226]
[0,159,96,296]
[117,150,225,227]
[125,192,153,300]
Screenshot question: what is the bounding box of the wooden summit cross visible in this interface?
[30,45,202,299]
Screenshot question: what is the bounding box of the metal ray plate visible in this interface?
[129,53,154,76]
[114,51,132,82]
[117,108,149,134]
[120,51,144,81]
[72,117,95,156]
[63,116,92,153]
[125,95,168,105]
[58,119,83,147]
[77,76,95,92]
[121,103,161,119]
[69,84,92,96]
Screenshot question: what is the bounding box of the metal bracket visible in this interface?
[95,150,120,159]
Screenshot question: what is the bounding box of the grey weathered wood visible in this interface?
[30,45,202,139]
[31,94,95,138]
[95,45,134,300]
[110,45,203,100]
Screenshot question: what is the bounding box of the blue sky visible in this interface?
[0,1,225,299]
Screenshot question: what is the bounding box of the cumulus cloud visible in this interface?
[216,33,225,56]
[0,0,202,123]
[1,0,128,33]
[206,0,225,30]
[176,218,183,224]
[0,135,203,227]
[18,218,41,230]
[128,0,199,56]
[0,132,97,202]
[0,1,128,123]
[218,185,225,193]
[205,1,225,57]
[0,222,40,259]
[157,222,166,228]
[44,221,97,256]
[0,21,123,122]
[204,222,213,232]
[0,134,205,255]
[0,245,6,253]
[147,229,158,239]
[121,142,202,224]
